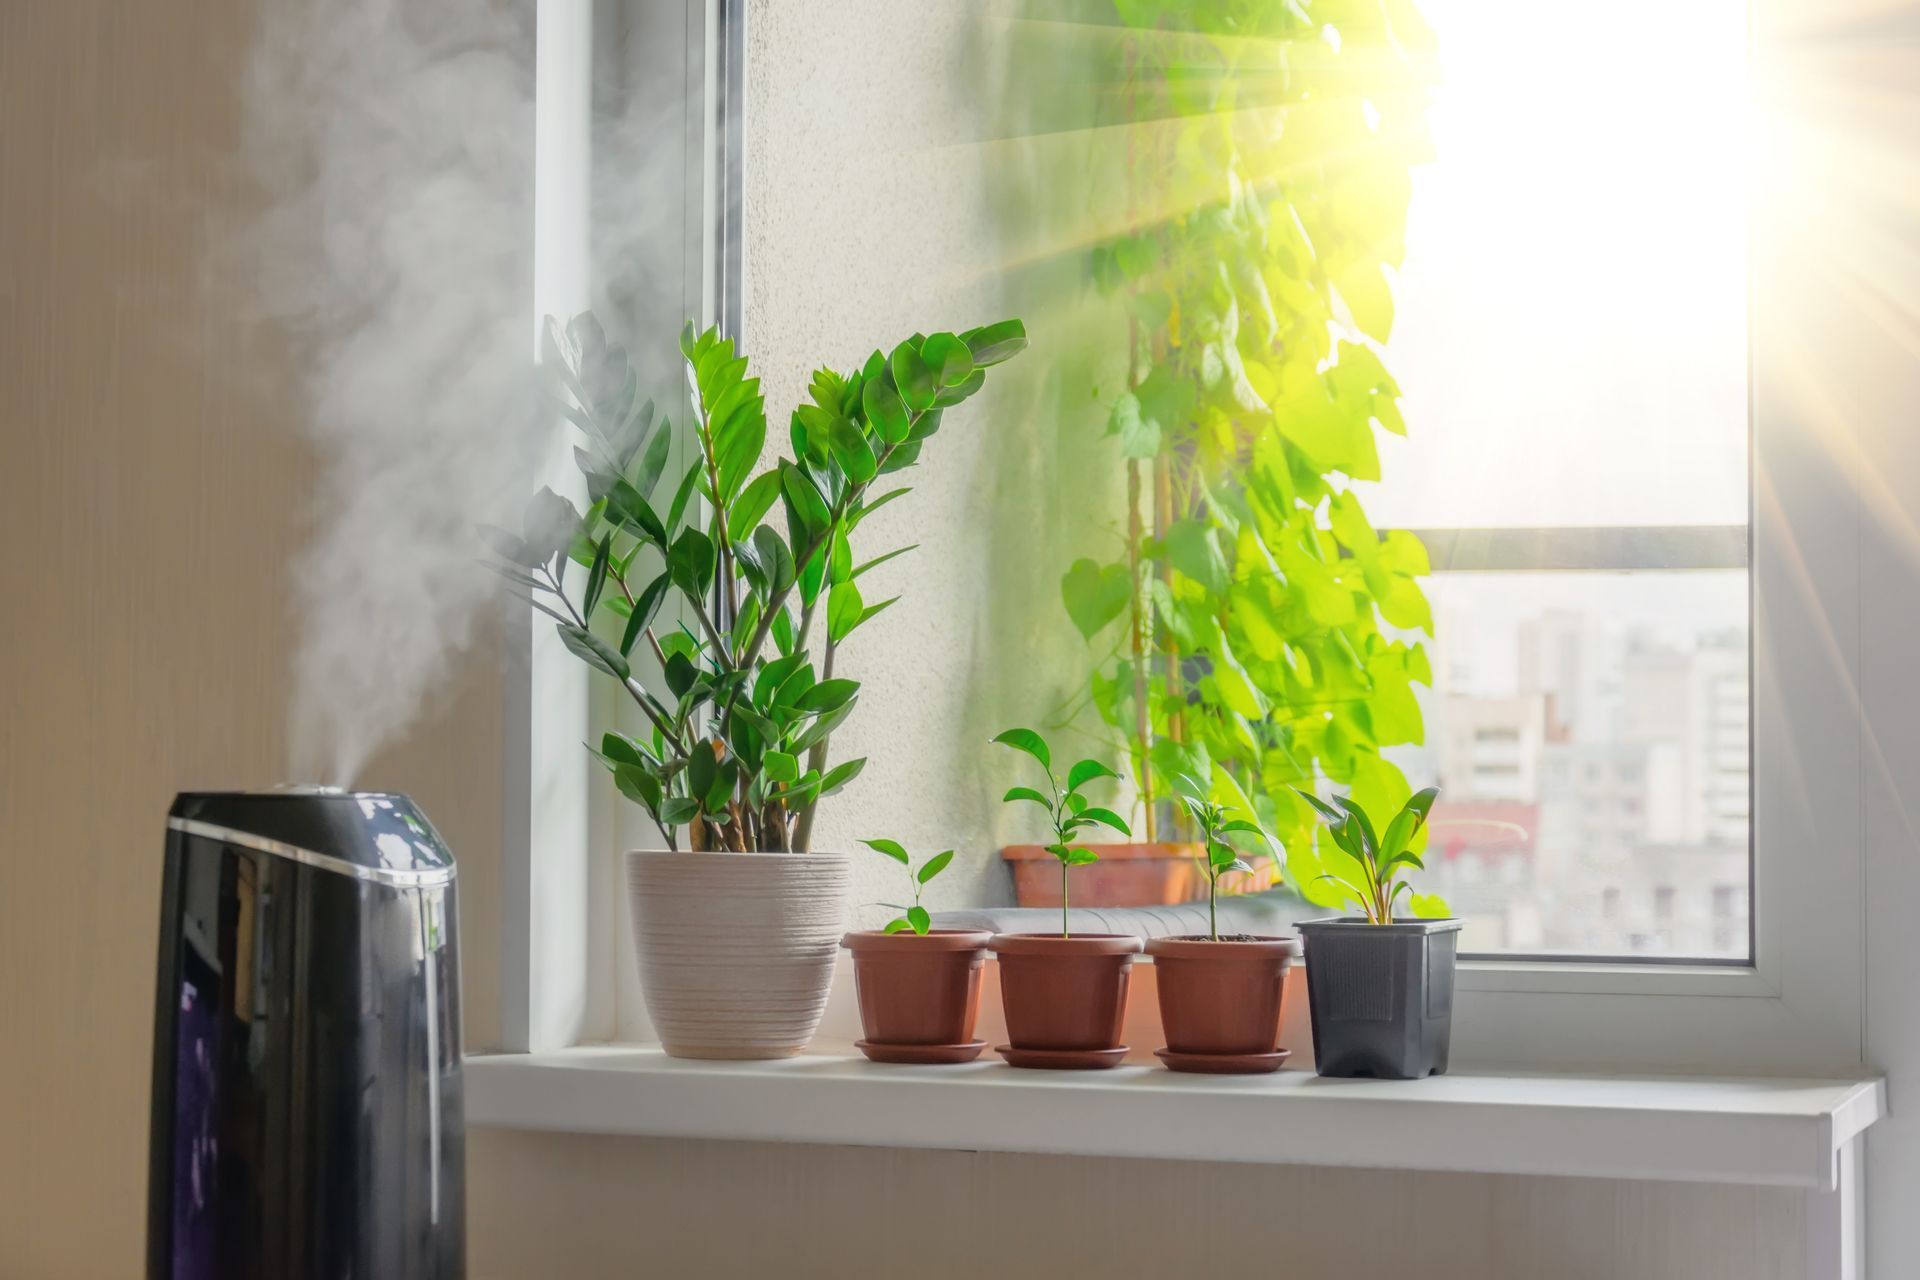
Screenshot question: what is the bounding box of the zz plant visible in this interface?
[486,313,1026,852]
[861,839,955,935]
[1294,786,1446,924]
[994,727,1132,935]
[1046,0,1440,904]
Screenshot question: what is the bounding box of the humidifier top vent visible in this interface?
[167,789,455,887]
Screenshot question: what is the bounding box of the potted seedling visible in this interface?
[987,727,1143,1069]
[486,313,1026,1059]
[1144,775,1302,1074]
[1294,786,1461,1078]
[839,840,992,1063]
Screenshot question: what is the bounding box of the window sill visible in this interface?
[465,1043,1881,1190]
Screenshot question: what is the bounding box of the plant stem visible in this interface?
[1209,869,1218,942]
[1122,27,1155,846]
[1060,857,1069,940]
[789,637,836,853]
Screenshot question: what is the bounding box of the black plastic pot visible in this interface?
[1296,916,1463,1079]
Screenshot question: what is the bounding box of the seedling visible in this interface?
[993,727,1131,937]
[1167,773,1271,941]
[861,838,954,935]
[1294,786,1444,925]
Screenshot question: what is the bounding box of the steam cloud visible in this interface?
[229,0,677,784]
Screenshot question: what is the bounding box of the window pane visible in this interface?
[1392,572,1750,958]
[1360,0,1751,531]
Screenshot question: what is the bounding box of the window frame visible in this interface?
[499,0,1869,1077]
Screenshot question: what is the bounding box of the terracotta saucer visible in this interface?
[1153,1047,1292,1075]
[995,1044,1131,1070]
[854,1039,988,1065]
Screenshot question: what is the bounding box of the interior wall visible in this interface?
[0,3,507,1276]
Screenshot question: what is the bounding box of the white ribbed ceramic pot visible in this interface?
[626,849,850,1059]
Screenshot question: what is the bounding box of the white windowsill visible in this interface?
[465,1044,1882,1190]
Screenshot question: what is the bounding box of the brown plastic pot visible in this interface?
[842,929,993,1063]
[989,933,1144,1068]
[1147,935,1302,1073]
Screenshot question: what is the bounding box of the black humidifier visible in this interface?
[146,788,464,1279]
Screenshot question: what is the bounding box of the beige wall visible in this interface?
[0,3,504,1275]
[0,2,1811,1278]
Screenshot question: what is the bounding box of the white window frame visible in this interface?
[496,0,1870,1079]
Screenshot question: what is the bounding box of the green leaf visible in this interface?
[667,527,716,598]
[932,369,985,407]
[916,850,955,884]
[611,762,662,813]
[796,678,859,714]
[663,651,698,699]
[817,756,867,797]
[876,440,922,475]
[556,624,630,682]
[619,571,671,657]
[992,727,1051,773]
[664,459,703,535]
[890,342,937,412]
[861,837,910,865]
[764,750,800,783]
[779,461,832,538]
[1208,840,1240,871]
[1161,519,1228,594]
[582,534,613,616]
[1066,758,1121,794]
[1108,391,1161,459]
[829,418,879,484]
[861,377,912,446]
[729,470,782,543]
[919,333,974,386]
[1333,795,1381,858]
[1064,846,1101,866]
[827,580,865,645]
[1077,806,1132,837]
[1294,787,1346,827]
[1061,559,1131,641]
[523,487,586,568]
[960,318,1028,367]
[853,545,917,579]
[659,797,702,825]
[906,904,932,935]
[1002,786,1051,808]
[883,917,913,935]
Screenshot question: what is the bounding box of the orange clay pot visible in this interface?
[842,929,992,1063]
[989,933,1143,1068]
[1146,935,1302,1072]
[1000,843,1278,908]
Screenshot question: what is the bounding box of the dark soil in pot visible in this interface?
[1147,935,1301,1073]
[989,933,1143,1069]
[843,929,992,1063]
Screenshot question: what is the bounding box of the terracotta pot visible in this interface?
[625,850,848,1060]
[841,929,993,1063]
[989,933,1143,1068]
[1001,842,1201,907]
[1147,935,1302,1073]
